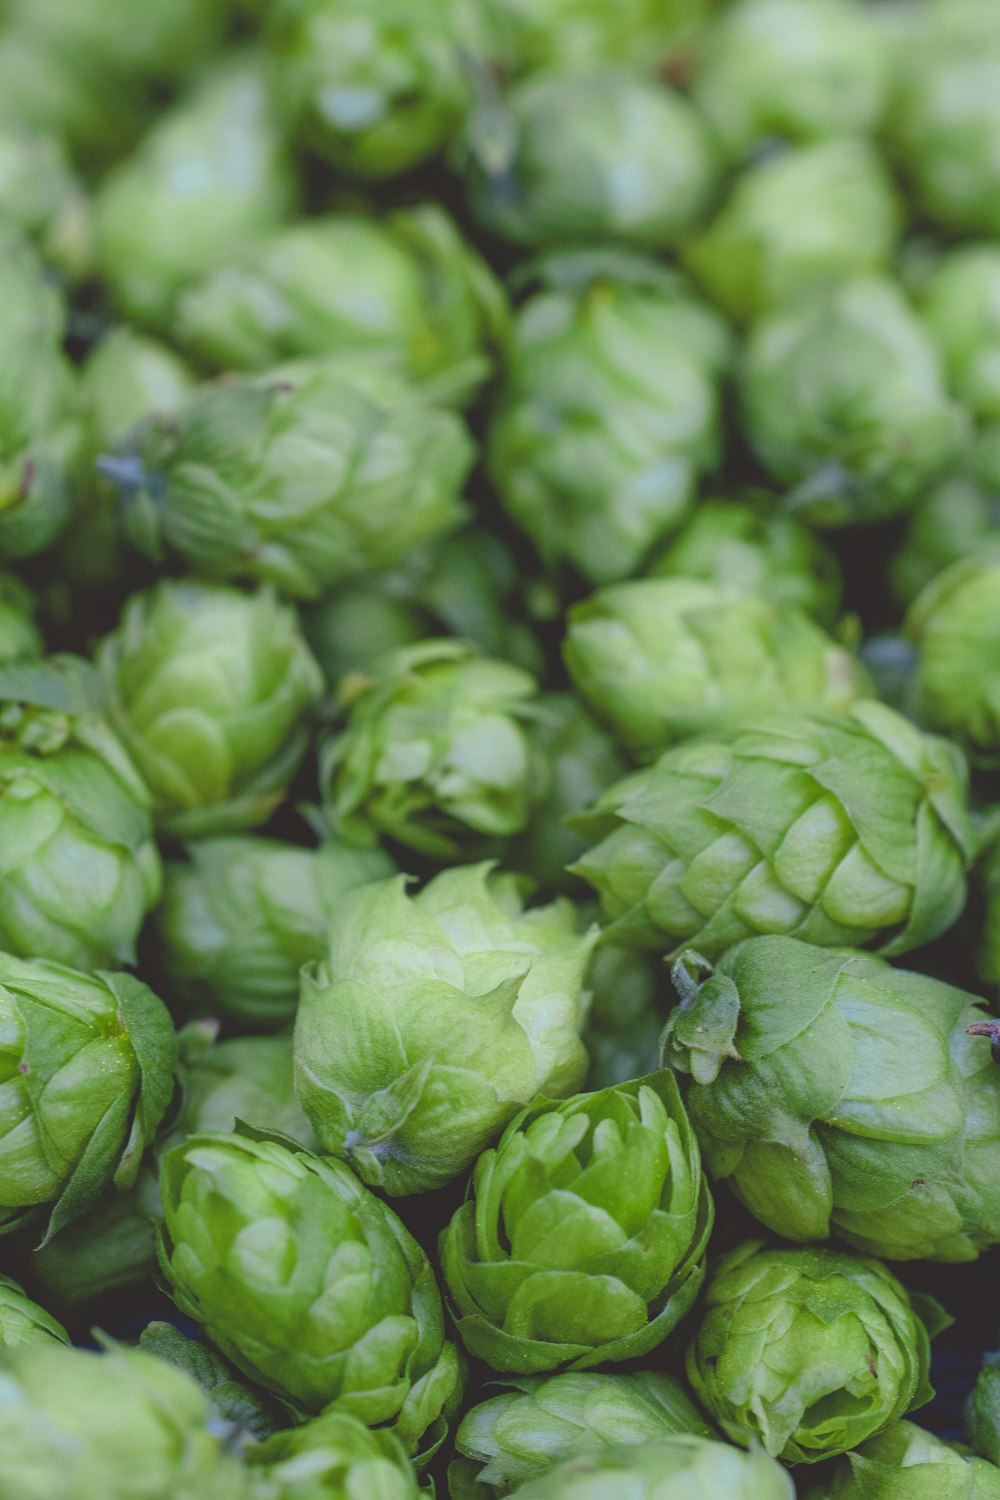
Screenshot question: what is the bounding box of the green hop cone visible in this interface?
[450,1370,714,1499]
[266,0,495,180]
[583,946,666,1092]
[150,835,393,1030]
[320,640,543,858]
[0,656,162,969]
[0,1339,249,1500]
[906,561,1000,766]
[0,951,175,1242]
[691,0,889,160]
[570,701,972,961]
[647,495,844,627]
[664,937,1000,1260]
[440,1070,712,1374]
[158,1130,463,1460]
[686,1241,936,1464]
[0,234,78,561]
[890,4,1000,238]
[0,122,88,276]
[96,580,323,839]
[176,204,508,408]
[487,251,727,584]
[499,0,714,74]
[168,1031,316,1151]
[683,138,900,326]
[247,1409,421,1500]
[817,1421,1000,1500]
[499,1434,794,1500]
[0,1276,66,1348]
[890,470,1000,610]
[564,577,868,762]
[117,361,473,599]
[741,277,966,527]
[464,71,718,251]
[294,863,596,1195]
[967,1361,1000,1470]
[918,246,1000,425]
[93,57,297,329]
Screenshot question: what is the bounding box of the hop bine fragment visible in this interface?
[487,249,727,584]
[0,950,175,1243]
[570,701,972,960]
[294,863,596,1195]
[690,0,889,160]
[0,655,162,969]
[440,1070,712,1374]
[0,1339,249,1500]
[449,1370,714,1499]
[97,579,322,839]
[498,1434,795,1500]
[812,1420,1000,1500]
[564,577,868,762]
[664,937,1000,1260]
[740,277,966,527]
[686,1241,938,1464]
[158,1130,462,1461]
[176,204,508,408]
[150,835,394,1029]
[116,360,473,599]
[320,640,544,858]
[463,70,718,250]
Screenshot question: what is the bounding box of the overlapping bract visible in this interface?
[571,702,972,960]
[502,1435,795,1500]
[440,1071,712,1374]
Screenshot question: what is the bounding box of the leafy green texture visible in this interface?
[246,1408,422,1499]
[487,251,727,584]
[0,656,162,968]
[890,470,1000,609]
[450,1370,714,1498]
[321,640,543,857]
[891,2,1000,237]
[664,938,1000,1260]
[564,578,868,761]
[119,361,473,599]
[497,0,713,72]
[138,1321,281,1446]
[158,1129,463,1460]
[97,580,323,838]
[499,1434,795,1500]
[167,1031,316,1150]
[151,836,392,1029]
[464,71,717,249]
[582,945,666,1092]
[0,234,78,559]
[266,0,494,179]
[295,863,595,1194]
[647,497,843,626]
[0,1274,67,1347]
[741,277,966,527]
[691,0,888,159]
[94,58,296,328]
[28,1165,162,1311]
[0,954,176,1242]
[176,204,507,408]
[816,1420,1000,1500]
[686,1242,935,1463]
[0,121,86,274]
[570,702,971,959]
[0,1339,249,1500]
[440,1071,712,1374]
[966,1362,1000,1470]
[0,574,42,666]
[684,138,900,325]
[907,561,1000,765]
[918,246,1000,422]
